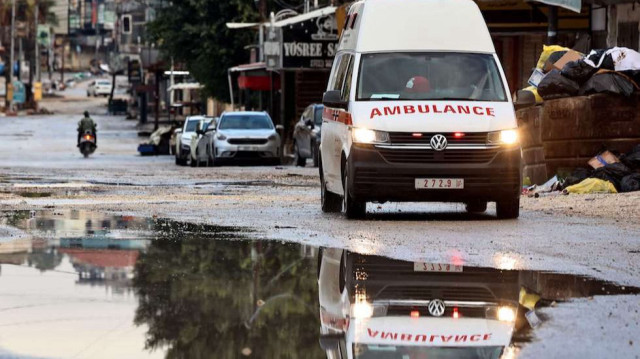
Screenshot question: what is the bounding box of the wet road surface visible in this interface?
[1,210,639,358]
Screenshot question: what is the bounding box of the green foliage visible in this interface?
[133,219,323,358]
[147,0,260,102]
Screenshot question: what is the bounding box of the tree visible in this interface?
[147,0,338,102]
[146,0,259,102]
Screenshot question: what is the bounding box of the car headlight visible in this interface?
[268,133,278,141]
[351,301,374,319]
[497,306,516,322]
[216,133,227,141]
[488,129,518,145]
[351,128,389,144]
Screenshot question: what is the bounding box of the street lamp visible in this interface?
[9,0,16,110]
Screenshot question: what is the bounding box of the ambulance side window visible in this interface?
[341,55,354,101]
[329,53,350,93]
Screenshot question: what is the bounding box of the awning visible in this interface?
[226,6,337,30]
[167,82,203,91]
[272,6,337,27]
[229,62,268,72]
[226,22,260,29]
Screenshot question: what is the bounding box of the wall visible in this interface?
[609,3,640,50]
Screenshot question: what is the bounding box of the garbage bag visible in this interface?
[536,45,571,70]
[564,178,618,194]
[538,70,580,99]
[561,60,598,85]
[562,168,592,189]
[621,145,640,170]
[579,71,635,97]
[585,47,640,73]
[591,162,632,190]
[585,49,615,70]
[620,174,640,192]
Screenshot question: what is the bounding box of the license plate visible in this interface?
[238,146,258,151]
[415,178,464,189]
[414,262,463,272]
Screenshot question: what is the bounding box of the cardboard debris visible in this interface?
[552,50,584,71]
[588,150,620,169]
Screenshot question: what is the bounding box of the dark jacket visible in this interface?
[78,117,97,133]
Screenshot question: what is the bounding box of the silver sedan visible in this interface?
[212,112,282,165]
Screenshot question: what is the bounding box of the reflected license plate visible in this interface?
[414,262,463,272]
[415,178,464,189]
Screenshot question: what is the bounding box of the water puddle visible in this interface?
[15,192,52,198]
[0,210,637,358]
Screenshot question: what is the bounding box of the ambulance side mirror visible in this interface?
[319,334,342,350]
[322,90,347,110]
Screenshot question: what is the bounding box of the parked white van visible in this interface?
[319,0,521,219]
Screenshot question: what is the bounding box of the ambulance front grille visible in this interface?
[377,148,499,164]
[377,286,496,302]
[389,132,488,145]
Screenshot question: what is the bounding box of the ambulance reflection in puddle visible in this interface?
[318,249,521,359]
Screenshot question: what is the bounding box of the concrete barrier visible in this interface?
[517,93,640,184]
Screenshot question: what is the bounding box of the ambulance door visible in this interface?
[322,52,354,194]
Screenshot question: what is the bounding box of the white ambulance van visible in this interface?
[319,0,521,219]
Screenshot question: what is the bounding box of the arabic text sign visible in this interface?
[532,0,581,14]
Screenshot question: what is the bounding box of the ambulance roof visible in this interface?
[341,0,495,54]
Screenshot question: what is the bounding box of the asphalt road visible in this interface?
[1,111,639,358]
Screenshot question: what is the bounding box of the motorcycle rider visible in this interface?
[77,111,97,147]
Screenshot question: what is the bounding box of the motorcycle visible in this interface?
[79,130,97,158]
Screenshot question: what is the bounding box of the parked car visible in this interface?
[293,104,323,167]
[212,111,282,165]
[86,79,112,97]
[189,117,218,167]
[174,116,209,166]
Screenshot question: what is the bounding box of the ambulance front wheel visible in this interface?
[320,158,342,213]
[342,165,366,219]
[496,196,520,219]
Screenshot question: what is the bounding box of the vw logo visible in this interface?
[430,134,448,151]
[428,299,446,317]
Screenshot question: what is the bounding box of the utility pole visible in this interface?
[547,6,558,45]
[35,2,40,82]
[9,0,16,110]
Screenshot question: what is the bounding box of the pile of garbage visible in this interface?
[518,45,640,104]
[524,145,640,196]
[137,126,174,156]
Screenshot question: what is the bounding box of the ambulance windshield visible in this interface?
[356,53,507,102]
[353,344,503,359]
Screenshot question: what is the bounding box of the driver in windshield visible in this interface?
[402,75,431,99]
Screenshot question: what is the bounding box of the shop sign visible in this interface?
[265,13,339,70]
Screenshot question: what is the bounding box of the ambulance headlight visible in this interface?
[497,306,516,322]
[488,129,518,145]
[352,128,389,144]
[351,301,374,318]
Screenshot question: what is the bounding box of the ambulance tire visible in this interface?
[496,197,520,219]
[317,247,323,280]
[465,201,487,213]
[342,165,366,219]
[339,250,352,295]
[320,160,342,213]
